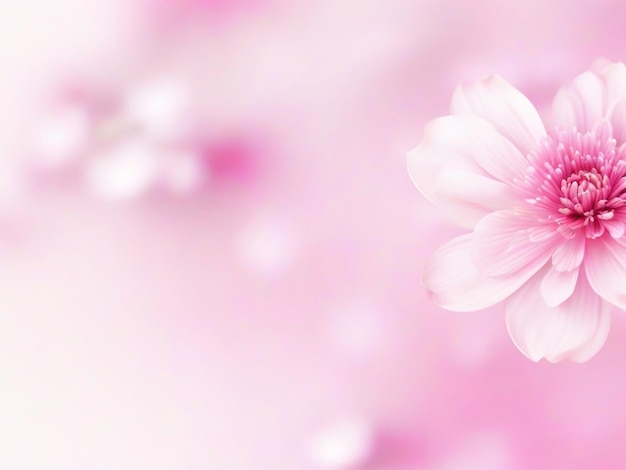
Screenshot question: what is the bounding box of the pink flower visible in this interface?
[407,61,626,363]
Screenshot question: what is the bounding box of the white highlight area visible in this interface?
[308,418,376,469]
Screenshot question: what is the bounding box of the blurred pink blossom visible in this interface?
[28,77,208,199]
[409,61,626,363]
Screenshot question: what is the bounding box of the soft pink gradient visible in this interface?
[1,1,626,469]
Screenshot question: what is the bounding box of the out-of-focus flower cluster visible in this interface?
[2,1,626,469]
[29,77,208,198]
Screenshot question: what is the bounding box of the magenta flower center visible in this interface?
[523,123,626,239]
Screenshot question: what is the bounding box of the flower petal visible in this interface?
[446,115,528,185]
[567,301,612,363]
[584,237,626,310]
[423,234,541,312]
[451,74,546,155]
[551,71,607,132]
[608,99,626,145]
[602,218,626,239]
[506,269,612,362]
[470,210,558,277]
[540,266,578,307]
[407,116,521,229]
[552,234,586,272]
[595,61,626,108]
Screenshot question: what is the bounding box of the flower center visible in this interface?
[523,122,626,239]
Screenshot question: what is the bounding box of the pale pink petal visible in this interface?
[540,266,578,307]
[407,116,520,229]
[567,300,612,363]
[551,234,586,272]
[551,71,606,132]
[506,270,612,362]
[470,210,558,277]
[434,168,521,226]
[603,218,626,239]
[423,234,541,312]
[443,115,528,185]
[528,223,557,242]
[584,237,626,310]
[595,61,626,108]
[409,152,512,229]
[451,75,546,155]
[608,99,626,144]
[589,57,613,74]
[592,117,613,142]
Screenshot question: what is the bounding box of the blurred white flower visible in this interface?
[29,76,208,199]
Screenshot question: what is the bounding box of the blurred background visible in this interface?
[1,1,626,469]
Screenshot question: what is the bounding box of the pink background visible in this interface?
[1,1,626,469]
